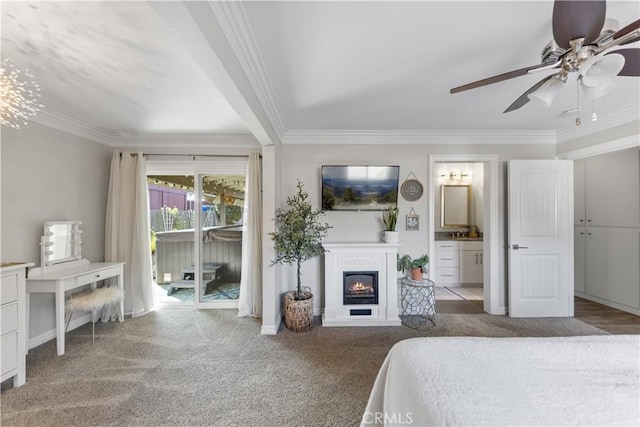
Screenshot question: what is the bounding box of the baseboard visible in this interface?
[260,310,283,335]
[28,313,90,350]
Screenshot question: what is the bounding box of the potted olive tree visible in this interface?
[271,181,332,332]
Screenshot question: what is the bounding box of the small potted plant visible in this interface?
[382,206,399,243]
[271,180,332,332]
[398,253,429,281]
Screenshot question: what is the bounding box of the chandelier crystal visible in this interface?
[0,58,43,129]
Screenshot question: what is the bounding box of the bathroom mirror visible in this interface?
[42,221,82,266]
[441,185,470,227]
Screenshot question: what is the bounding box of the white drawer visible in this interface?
[460,241,483,251]
[1,302,18,335]
[435,268,459,284]
[1,274,18,305]
[1,331,18,376]
[435,241,458,251]
[435,252,459,267]
[77,265,120,286]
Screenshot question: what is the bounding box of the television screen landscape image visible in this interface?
[322,165,399,211]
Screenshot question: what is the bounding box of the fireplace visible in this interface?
[322,242,400,327]
[343,271,378,305]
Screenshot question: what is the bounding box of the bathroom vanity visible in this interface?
[434,240,483,285]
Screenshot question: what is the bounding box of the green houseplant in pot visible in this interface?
[382,206,399,243]
[271,180,332,332]
[398,253,429,281]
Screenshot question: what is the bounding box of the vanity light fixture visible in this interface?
[441,171,470,180]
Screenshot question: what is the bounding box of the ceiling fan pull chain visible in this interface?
[591,87,598,122]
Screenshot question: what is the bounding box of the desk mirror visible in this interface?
[441,185,470,227]
[42,221,82,266]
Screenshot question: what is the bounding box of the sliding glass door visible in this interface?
[147,157,247,309]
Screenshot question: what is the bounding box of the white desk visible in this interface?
[26,260,125,355]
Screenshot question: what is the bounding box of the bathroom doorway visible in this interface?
[428,154,501,315]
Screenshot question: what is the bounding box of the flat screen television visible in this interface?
[321,165,400,211]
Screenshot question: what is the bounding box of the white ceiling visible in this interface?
[2,1,639,145]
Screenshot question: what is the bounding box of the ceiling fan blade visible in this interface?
[552,0,606,49]
[503,75,556,113]
[613,19,640,45]
[450,63,552,94]
[607,48,640,76]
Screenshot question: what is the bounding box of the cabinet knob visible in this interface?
[579,219,584,222]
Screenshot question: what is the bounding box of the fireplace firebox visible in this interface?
[343,271,378,305]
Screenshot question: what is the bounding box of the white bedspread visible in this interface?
[361,335,640,427]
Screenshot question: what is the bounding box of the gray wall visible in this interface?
[1,123,112,343]
[278,143,556,313]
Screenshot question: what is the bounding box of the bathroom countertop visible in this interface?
[435,237,483,241]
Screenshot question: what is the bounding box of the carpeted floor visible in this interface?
[1,309,608,427]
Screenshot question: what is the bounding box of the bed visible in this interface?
[361,335,640,426]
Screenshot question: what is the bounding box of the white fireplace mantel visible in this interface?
[322,242,401,327]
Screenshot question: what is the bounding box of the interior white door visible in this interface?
[508,160,573,317]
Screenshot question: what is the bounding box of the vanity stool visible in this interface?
[65,287,124,345]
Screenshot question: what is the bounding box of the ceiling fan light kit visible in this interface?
[580,53,626,86]
[527,75,566,106]
[450,1,639,121]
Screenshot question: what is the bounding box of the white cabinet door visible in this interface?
[574,226,586,294]
[586,227,640,309]
[574,158,586,226]
[585,149,640,227]
[460,250,482,283]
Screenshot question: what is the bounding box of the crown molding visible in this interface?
[210,1,287,140]
[556,104,640,143]
[111,132,260,149]
[281,129,557,145]
[31,110,117,145]
[556,134,640,160]
[30,109,259,148]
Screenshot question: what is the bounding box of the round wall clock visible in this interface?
[401,179,423,201]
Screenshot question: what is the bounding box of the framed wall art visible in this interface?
[406,208,419,231]
[400,172,423,201]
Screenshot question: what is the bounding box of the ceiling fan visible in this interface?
[450,1,639,115]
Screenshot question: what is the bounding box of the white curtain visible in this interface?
[105,151,154,318]
[238,152,263,317]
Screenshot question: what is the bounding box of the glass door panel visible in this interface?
[148,175,196,305]
[197,174,244,306]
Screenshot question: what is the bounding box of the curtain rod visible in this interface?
[142,153,257,159]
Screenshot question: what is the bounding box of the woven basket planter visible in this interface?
[284,291,314,332]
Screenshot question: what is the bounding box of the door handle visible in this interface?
[512,244,529,250]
